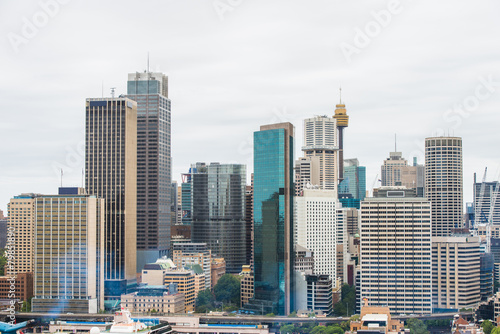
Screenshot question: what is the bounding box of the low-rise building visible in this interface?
[240,265,254,307]
[211,258,226,288]
[349,300,405,334]
[121,284,184,314]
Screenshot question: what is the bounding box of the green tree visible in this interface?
[491,327,500,334]
[214,274,240,305]
[195,289,215,313]
[333,284,356,316]
[280,324,295,333]
[325,326,344,334]
[0,249,6,276]
[406,318,430,334]
[265,313,275,317]
[483,321,495,334]
[311,326,328,334]
[288,311,297,317]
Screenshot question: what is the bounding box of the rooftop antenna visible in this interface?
[81,168,84,188]
[339,86,342,104]
[60,168,63,187]
[111,87,116,98]
[147,52,150,73]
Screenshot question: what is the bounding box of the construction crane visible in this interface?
[371,173,380,197]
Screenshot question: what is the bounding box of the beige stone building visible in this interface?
[432,235,480,310]
[7,194,38,274]
[121,285,184,314]
[31,189,105,313]
[350,301,404,334]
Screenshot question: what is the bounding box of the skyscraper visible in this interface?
[252,122,294,315]
[425,137,463,236]
[359,188,432,314]
[294,189,339,282]
[474,180,500,226]
[339,158,366,201]
[126,71,172,269]
[32,188,105,313]
[187,162,247,273]
[85,97,137,300]
[302,116,338,192]
[381,151,424,196]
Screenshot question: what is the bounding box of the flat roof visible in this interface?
[362,314,388,322]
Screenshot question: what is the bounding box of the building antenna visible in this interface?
[339,86,342,104]
[60,168,63,187]
[81,168,84,188]
[147,52,150,73]
[111,87,116,98]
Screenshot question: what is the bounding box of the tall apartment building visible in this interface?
[251,122,294,315]
[425,137,463,236]
[294,189,338,282]
[85,97,137,299]
[126,71,172,268]
[474,180,500,225]
[186,162,247,274]
[359,189,432,314]
[172,242,212,289]
[302,116,338,192]
[7,194,38,274]
[432,235,480,311]
[32,188,105,313]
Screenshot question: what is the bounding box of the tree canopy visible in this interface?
[406,318,430,334]
[213,274,240,305]
[333,284,356,316]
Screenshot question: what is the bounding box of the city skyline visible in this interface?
[1,0,500,212]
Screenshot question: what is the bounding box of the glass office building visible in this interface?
[189,163,247,274]
[126,72,172,269]
[252,122,294,315]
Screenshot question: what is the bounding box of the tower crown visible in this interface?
[334,103,349,127]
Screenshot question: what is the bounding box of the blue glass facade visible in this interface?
[339,163,366,202]
[253,124,294,315]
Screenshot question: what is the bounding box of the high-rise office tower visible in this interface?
[302,116,338,192]
[252,122,294,315]
[333,101,349,183]
[339,158,366,201]
[7,194,39,274]
[187,162,247,273]
[474,179,500,226]
[432,235,480,310]
[126,71,172,269]
[359,188,432,314]
[245,174,254,268]
[425,137,463,236]
[381,152,424,196]
[85,97,137,300]
[32,188,105,313]
[381,151,407,186]
[295,189,339,282]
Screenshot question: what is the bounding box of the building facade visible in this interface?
[360,191,432,314]
[126,71,172,269]
[240,265,254,307]
[32,189,105,313]
[121,285,184,314]
[425,137,463,236]
[302,116,338,192]
[339,159,366,201]
[85,97,137,299]
[432,236,481,311]
[474,181,500,226]
[172,243,211,290]
[188,162,247,274]
[252,122,294,315]
[294,189,338,282]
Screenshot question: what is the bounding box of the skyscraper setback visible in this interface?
[126,71,172,269]
[425,137,463,236]
[85,97,137,299]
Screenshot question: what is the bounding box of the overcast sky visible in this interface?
[1,0,499,214]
